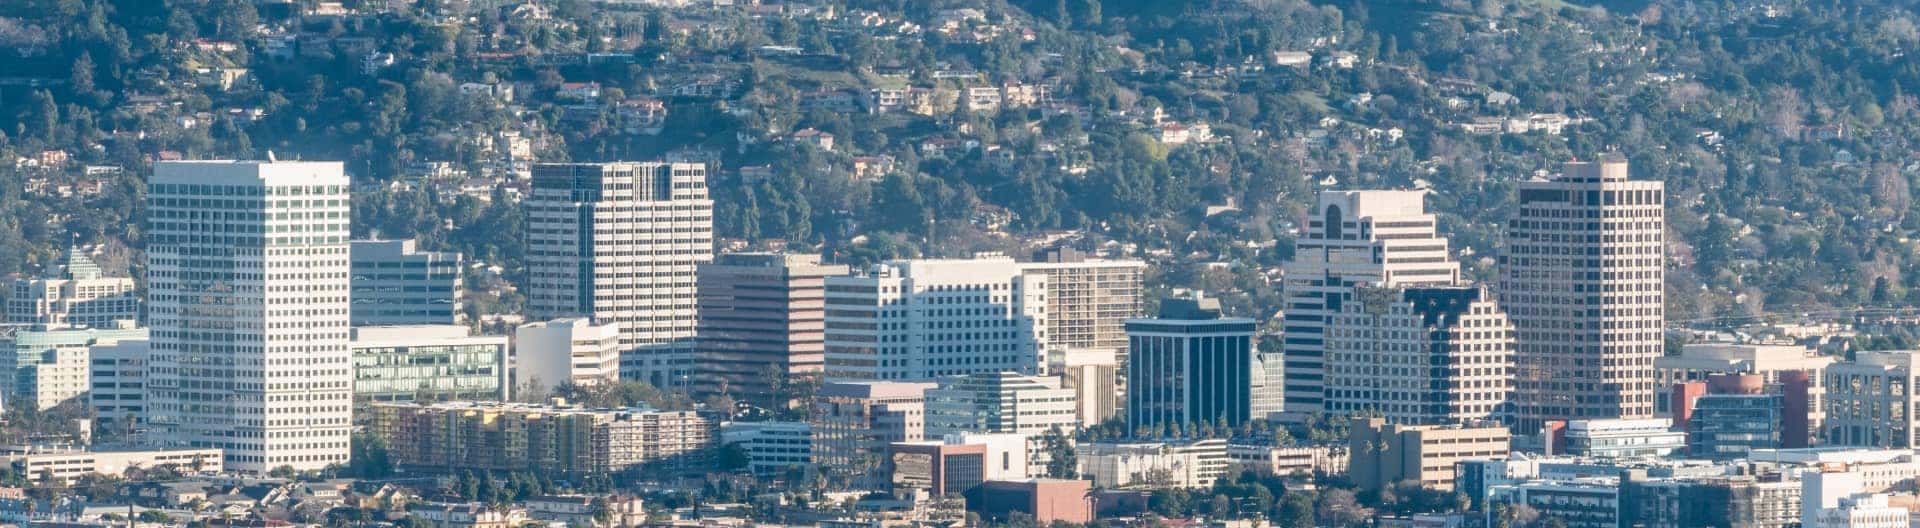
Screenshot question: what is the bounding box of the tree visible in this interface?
[1042,426,1078,479]
[1276,492,1315,527]
[349,433,394,479]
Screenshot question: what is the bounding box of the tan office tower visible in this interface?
[147,160,353,473]
[1502,157,1664,431]
[526,162,713,389]
[1324,285,1514,425]
[1279,191,1460,419]
[1019,248,1146,355]
[694,252,848,406]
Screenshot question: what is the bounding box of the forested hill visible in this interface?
[0,0,1917,327]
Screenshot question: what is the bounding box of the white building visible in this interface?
[6,247,138,329]
[1076,438,1230,489]
[349,239,464,326]
[823,256,1048,381]
[925,371,1079,438]
[719,421,811,476]
[0,324,146,410]
[5,448,223,483]
[1504,158,1666,431]
[89,336,149,428]
[1324,285,1513,425]
[525,162,713,388]
[1558,418,1687,458]
[1226,444,1348,477]
[146,161,353,473]
[350,325,509,406]
[1808,493,1910,528]
[514,319,621,391]
[1050,348,1119,426]
[1825,351,1920,448]
[1281,190,1461,419]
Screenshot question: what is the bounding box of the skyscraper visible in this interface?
[7,246,138,329]
[348,239,464,326]
[526,162,713,388]
[823,256,1048,381]
[1502,157,1664,430]
[147,160,353,473]
[1279,191,1461,419]
[694,252,847,405]
[1126,298,1255,434]
[1323,285,1514,425]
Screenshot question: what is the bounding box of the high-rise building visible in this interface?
[925,371,1080,438]
[1280,190,1460,419]
[350,325,509,411]
[525,162,713,388]
[1019,248,1145,356]
[823,256,1048,381]
[694,253,848,405]
[6,246,138,329]
[348,239,464,326]
[514,318,621,391]
[1502,157,1665,430]
[147,160,353,473]
[1323,285,1514,425]
[1125,298,1255,434]
[0,323,146,410]
[372,401,714,478]
[811,380,936,489]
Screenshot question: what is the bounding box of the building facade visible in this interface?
[1018,248,1145,356]
[1050,348,1119,426]
[1281,190,1461,418]
[1349,417,1510,491]
[6,247,138,329]
[514,318,621,390]
[349,239,464,326]
[1653,342,1830,428]
[810,381,936,488]
[924,371,1079,438]
[1824,351,1920,448]
[1324,285,1514,425]
[525,162,713,388]
[146,160,354,473]
[717,421,811,476]
[823,256,1048,381]
[371,401,715,477]
[694,252,847,405]
[0,324,145,410]
[1502,158,1665,430]
[89,337,149,430]
[1125,298,1255,433]
[350,325,508,409]
[1075,438,1230,489]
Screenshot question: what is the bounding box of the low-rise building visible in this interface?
[514,319,621,389]
[409,502,529,528]
[1076,438,1229,489]
[964,479,1092,525]
[372,401,715,478]
[525,495,644,526]
[1351,417,1509,492]
[719,421,811,476]
[351,325,508,411]
[6,448,223,483]
[1226,444,1348,477]
[1553,418,1687,458]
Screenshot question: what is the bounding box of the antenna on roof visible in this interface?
[266,150,278,163]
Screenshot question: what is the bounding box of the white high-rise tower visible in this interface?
[147,160,353,473]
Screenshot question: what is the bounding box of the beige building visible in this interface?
[1226,444,1349,477]
[1281,190,1462,419]
[1825,351,1920,448]
[1019,248,1145,356]
[1655,342,1832,426]
[515,318,621,391]
[1503,157,1665,431]
[694,252,848,405]
[811,381,936,489]
[1325,285,1514,425]
[1050,348,1119,425]
[1349,417,1510,491]
[525,162,713,388]
[372,401,714,478]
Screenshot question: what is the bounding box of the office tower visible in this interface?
[7,246,138,329]
[1019,248,1146,355]
[1280,190,1460,419]
[372,401,715,478]
[147,160,353,473]
[0,323,146,410]
[823,256,1048,381]
[350,325,509,411]
[349,239,464,326]
[90,335,150,431]
[1823,351,1920,448]
[925,371,1080,437]
[1502,157,1665,430]
[694,252,848,405]
[525,162,713,388]
[1125,298,1255,434]
[1323,285,1514,425]
[1050,348,1119,425]
[514,318,621,390]
[811,380,936,489]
